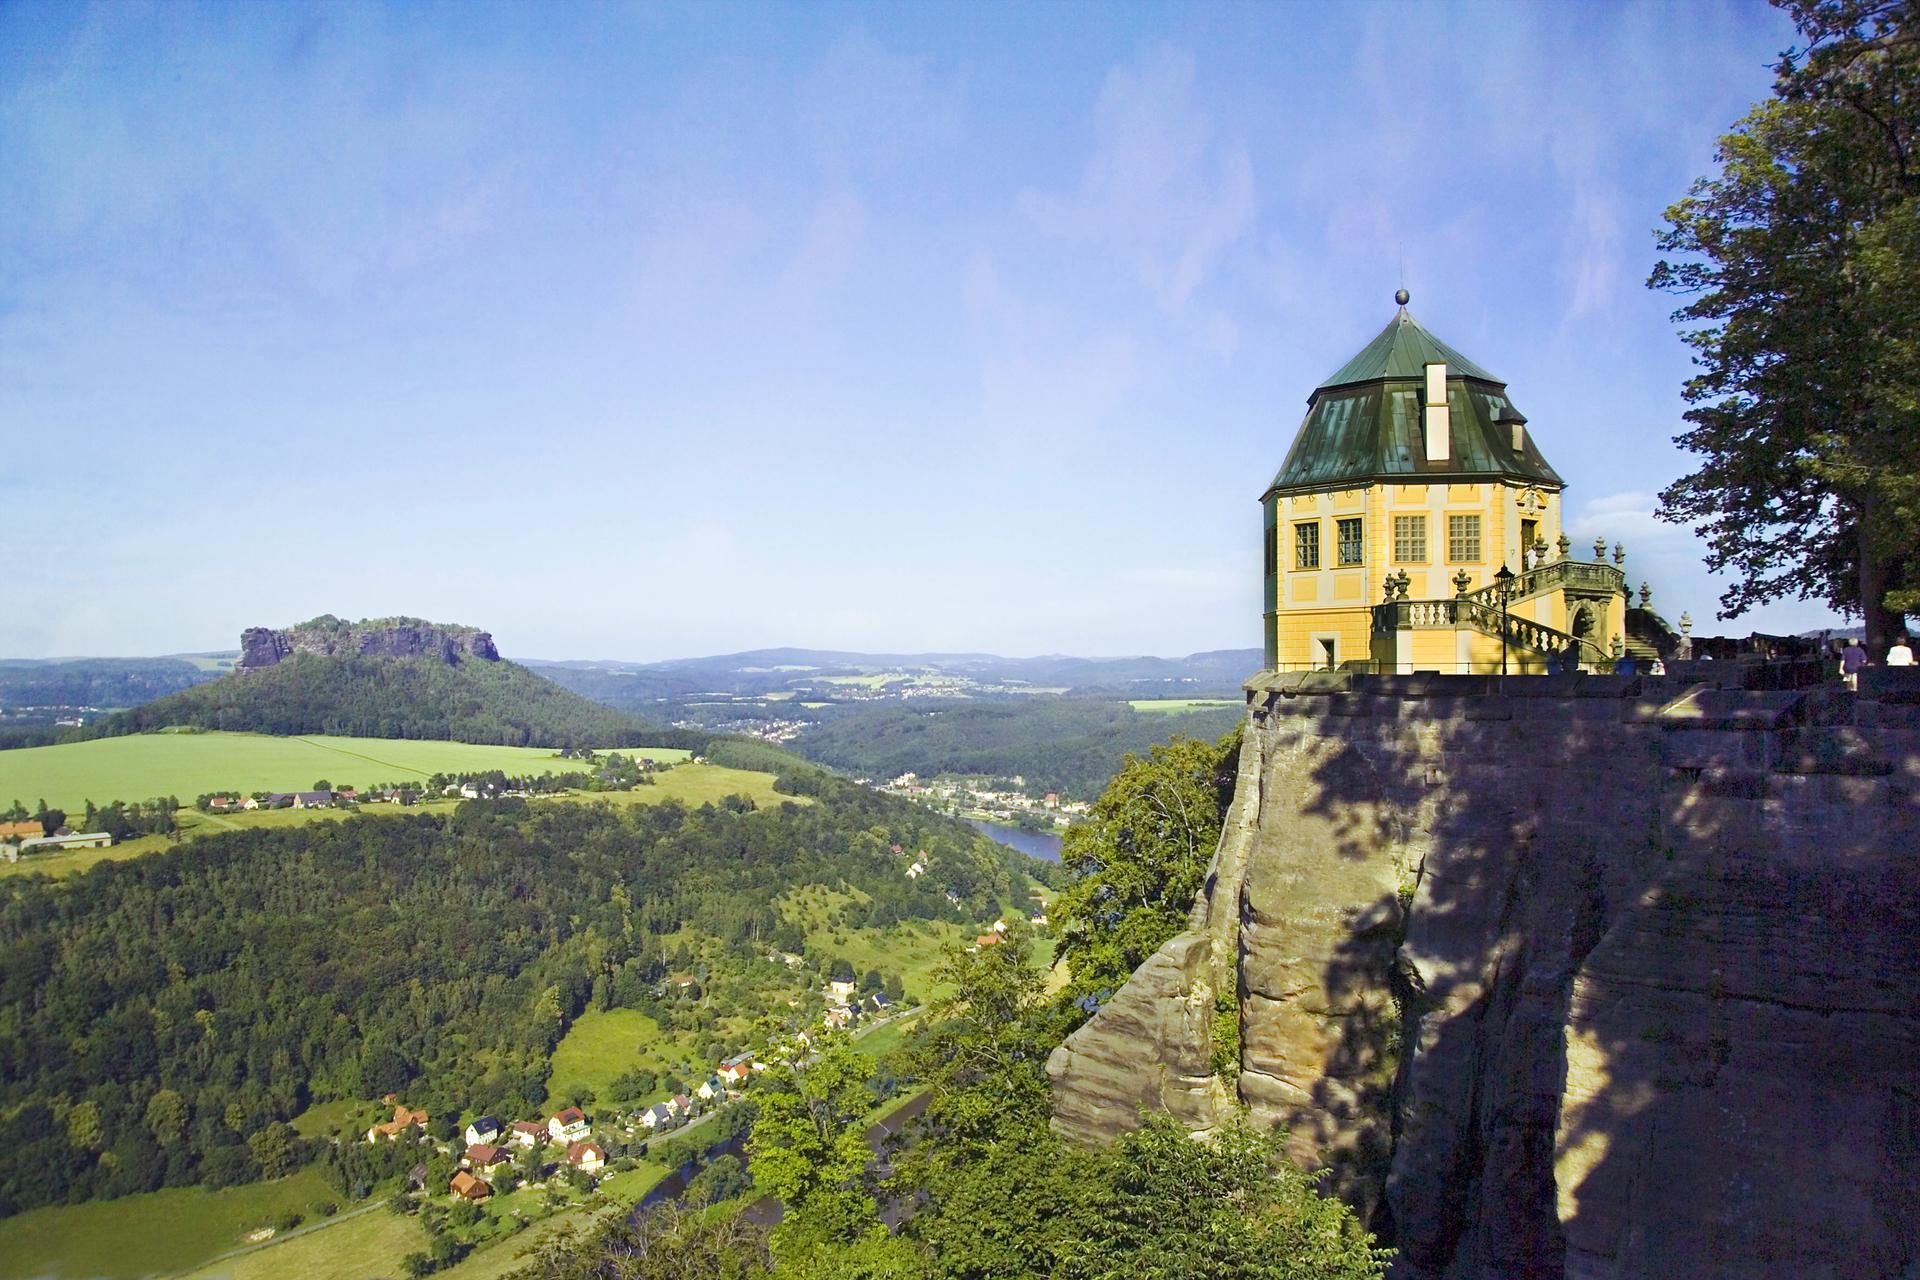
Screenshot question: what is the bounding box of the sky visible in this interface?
[0,0,1841,661]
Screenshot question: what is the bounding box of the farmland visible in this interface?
[0,761,785,881]
[0,731,691,813]
[1125,697,1240,714]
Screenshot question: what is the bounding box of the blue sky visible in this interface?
[1,0,1835,660]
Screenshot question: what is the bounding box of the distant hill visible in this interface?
[527,646,1265,706]
[0,657,224,710]
[62,617,696,751]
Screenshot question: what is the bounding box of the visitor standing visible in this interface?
[1842,639,1868,690]
[1889,635,1915,667]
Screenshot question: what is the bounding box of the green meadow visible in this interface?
[0,731,691,813]
[1126,698,1240,714]
[0,761,775,881]
[0,1168,342,1280]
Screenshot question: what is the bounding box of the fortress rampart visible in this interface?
[1048,670,1920,1280]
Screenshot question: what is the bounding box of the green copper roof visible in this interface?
[1264,298,1562,495]
[1317,307,1500,390]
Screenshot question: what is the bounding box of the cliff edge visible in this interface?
[1048,670,1920,1280]
[239,615,500,668]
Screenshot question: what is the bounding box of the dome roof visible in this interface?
[1264,301,1563,496]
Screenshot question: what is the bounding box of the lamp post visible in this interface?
[1494,563,1516,683]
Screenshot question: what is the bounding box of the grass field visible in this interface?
[545,764,796,813]
[179,1203,427,1280]
[547,1008,687,1102]
[1126,698,1240,714]
[0,762,786,881]
[0,1168,343,1280]
[781,885,973,1001]
[0,732,691,813]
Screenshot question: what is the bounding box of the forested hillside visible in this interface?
[68,654,696,751]
[0,776,1036,1215]
[0,658,221,710]
[793,698,1242,799]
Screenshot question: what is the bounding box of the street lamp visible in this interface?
[1494,563,1516,682]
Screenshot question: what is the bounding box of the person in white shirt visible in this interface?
[1889,636,1915,667]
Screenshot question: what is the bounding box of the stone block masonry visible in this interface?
[1046,672,1920,1280]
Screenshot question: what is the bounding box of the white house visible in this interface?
[548,1107,590,1144]
[639,1103,674,1130]
[827,979,856,1000]
[566,1141,606,1174]
[465,1117,503,1147]
[509,1120,546,1148]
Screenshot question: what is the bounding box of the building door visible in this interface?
[1520,518,1538,565]
[1315,637,1337,671]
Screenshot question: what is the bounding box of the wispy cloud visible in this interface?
[1019,48,1254,313]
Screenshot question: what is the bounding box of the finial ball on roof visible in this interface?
[1394,288,1410,306]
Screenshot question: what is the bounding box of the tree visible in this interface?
[145,1090,188,1147]
[1051,728,1241,1006]
[745,1033,881,1256]
[248,1123,297,1179]
[1063,1115,1390,1280]
[1650,0,1920,648]
[313,780,332,792]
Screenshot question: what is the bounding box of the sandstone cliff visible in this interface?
[1048,671,1920,1280]
[239,615,500,668]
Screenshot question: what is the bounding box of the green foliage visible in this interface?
[1063,1115,1391,1280]
[793,698,1242,801]
[1210,988,1241,1078]
[1052,726,1242,1004]
[0,773,1032,1216]
[1650,0,1920,642]
[747,1034,883,1255]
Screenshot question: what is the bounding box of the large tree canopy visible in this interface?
[1651,0,1920,647]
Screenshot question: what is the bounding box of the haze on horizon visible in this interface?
[2,1,1842,662]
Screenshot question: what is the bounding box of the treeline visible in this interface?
[0,775,1038,1216]
[793,698,1241,799]
[61,654,707,752]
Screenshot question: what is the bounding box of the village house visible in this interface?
[696,1075,725,1102]
[463,1143,512,1173]
[365,1104,429,1143]
[717,1053,756,1085]
[867,991,893,1013]
[566,1141,606,1174]
[671,1093,693,1116]
[509,1120,547,1148]
[548,1107,590,1144]
[449,1170,491,1201]
[827,978,856,1000]
[639,1102,675,1130]
[824,1005,855,1030]
[974,933,1002,948]
[465,1116,503,1146]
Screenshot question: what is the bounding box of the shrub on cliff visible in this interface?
[1051,725,1243,1007]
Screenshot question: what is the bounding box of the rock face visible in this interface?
[1048,671,1920,1280]
[237,615,500,668]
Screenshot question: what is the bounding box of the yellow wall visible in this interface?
[1269,478,1568,670]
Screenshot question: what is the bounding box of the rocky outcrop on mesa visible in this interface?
[1048,670,1920,1280]
[238,615,500,668]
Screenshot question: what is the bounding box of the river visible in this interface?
[964,817,1061,863]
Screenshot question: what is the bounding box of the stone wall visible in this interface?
[1046,670,1920,1280]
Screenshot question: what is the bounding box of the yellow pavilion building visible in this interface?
[1262,292,1627,674]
